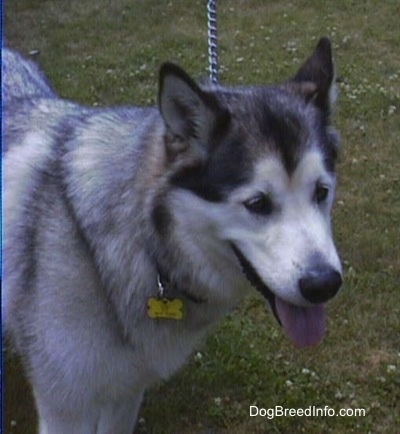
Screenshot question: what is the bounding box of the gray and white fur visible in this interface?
[3,38,342,433]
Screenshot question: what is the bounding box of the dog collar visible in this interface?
[156,272,207,305]
[147,270,207,321]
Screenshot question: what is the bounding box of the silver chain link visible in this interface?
[207,0,219,84]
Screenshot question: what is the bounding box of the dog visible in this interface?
[3,38,342,433]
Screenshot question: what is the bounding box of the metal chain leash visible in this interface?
[207,0,219,84]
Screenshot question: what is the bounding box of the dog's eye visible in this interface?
[314,184,329,203]
[243,194,274,215]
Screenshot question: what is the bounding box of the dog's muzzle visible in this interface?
[230,242,343,348]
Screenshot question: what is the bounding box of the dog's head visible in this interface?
[156,38,342,347]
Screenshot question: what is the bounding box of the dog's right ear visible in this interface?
[158,63,230,158]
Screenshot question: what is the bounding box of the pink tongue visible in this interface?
[275,296,326,348]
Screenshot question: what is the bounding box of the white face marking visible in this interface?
[224,150,341,305]
[169,149,341,307]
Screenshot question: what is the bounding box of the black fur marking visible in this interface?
[209,105,232,143]
[315,114,340,173]
[156,270,207,304]
[170,164,223,202]
[19,168,43,290]
[170,135,252,202]
[255,97,305,175]
[320,139,338,173]
[152,202,173,237]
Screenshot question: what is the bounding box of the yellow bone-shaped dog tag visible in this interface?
[147,297,184,320]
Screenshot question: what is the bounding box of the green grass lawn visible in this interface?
[4,0,400,433]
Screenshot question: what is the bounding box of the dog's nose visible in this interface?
[299,269,342,304]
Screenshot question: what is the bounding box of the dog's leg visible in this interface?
[96,391,144,434]
[35,390,144,434]
[35,400,98,434]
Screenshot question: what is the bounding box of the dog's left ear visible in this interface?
[289,37,336,116]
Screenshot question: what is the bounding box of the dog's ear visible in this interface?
[289,37,336,116]
[158,63,230,158]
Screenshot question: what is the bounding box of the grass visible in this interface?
[4,0,400,433]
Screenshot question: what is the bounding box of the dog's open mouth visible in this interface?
[231,244,326,348]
